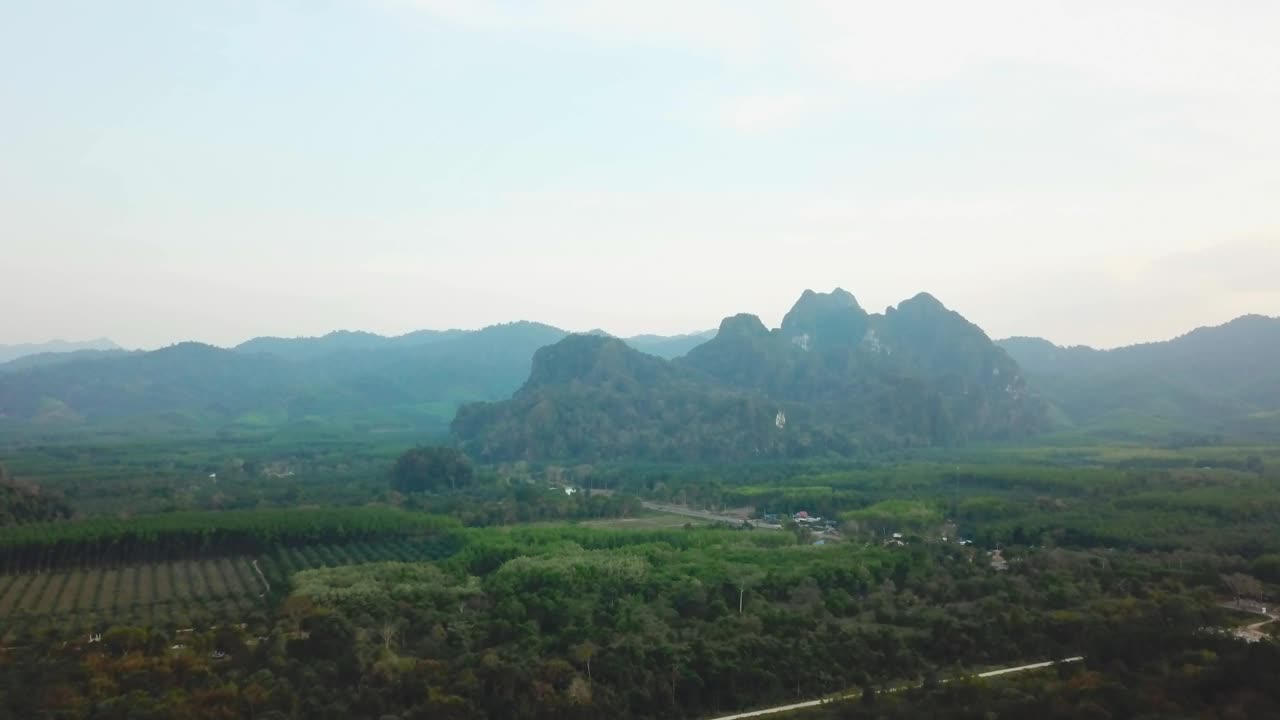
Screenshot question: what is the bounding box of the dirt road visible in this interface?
[1220,601,1277,643]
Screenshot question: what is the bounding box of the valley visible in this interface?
[1,292,1278,718]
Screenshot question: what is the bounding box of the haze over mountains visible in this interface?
[0,338,122,365]
[1,291,1277,453]
[998,314,1280,442]
[0,322,713,437]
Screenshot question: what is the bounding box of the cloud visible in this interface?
[394,1,1280,96]
[715,93,833,135]
[1148,240,1280,295]
[391,1,1280,143]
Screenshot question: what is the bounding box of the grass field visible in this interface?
[579,511,709,530]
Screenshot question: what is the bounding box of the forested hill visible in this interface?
[453,335,782,461]
[0,337,121,364]
[0,322,718,438]
[0,323,568,436]
[233,326,713,361]
[998,314,1280,441]
[233,327,476,359]
[453,290,1048,462]
[0,348,133,373]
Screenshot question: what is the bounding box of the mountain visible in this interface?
[13,306,1271,449]
[998,314,1280,441]
[0,338,121,364]
[0,348,134,373]
[234,329,467,360]
[0,323,569,437]
[0,343,301,428]
[683,289,1041,446]
[0,319,736,439]
[453,290,1048,462]
[622,330,717,359]
[452,335,782,462]
[234,327,711,361]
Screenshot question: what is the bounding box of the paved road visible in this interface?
[705,657,1085,720]
[641,502,782,529]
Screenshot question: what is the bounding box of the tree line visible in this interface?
[0,507,459,572]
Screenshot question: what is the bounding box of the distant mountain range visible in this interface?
[0,338,122,365]
[453,290,1048,462]
[0,323,714,437]
[997,314,1280,442]
[3,301,1277,452]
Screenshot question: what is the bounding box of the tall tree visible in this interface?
[391,447,474,493]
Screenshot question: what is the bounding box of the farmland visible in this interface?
[0,538,462,642]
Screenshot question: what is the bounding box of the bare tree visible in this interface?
[1222,572,1264,605]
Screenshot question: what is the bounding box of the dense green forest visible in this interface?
[777,637,1280,719]
[0,435,1277,718]
[0,512,1269,718]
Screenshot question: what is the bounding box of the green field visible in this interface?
[578,510,708,530]
[0,537,463,641]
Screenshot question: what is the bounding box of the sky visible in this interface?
[3,1,1279,350]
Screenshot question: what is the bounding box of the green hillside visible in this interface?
[998,314,1280,442]
[453,290,1049,461]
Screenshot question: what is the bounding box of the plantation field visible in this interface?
[0,537,464,641]
[0,557,262,637]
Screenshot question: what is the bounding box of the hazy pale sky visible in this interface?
[3,1,1278,350]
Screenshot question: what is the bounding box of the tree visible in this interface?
[1222,573,1264,605]
[391,447,474,493]
[282,595,315,633]
[379,622,399,652]
[735,569,764,615]
[572,640,598,681]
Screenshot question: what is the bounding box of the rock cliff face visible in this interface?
[454,290,1049,461]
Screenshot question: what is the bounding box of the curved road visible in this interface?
[1219,601,1278,643]
[705,657,1085,720]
